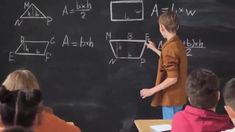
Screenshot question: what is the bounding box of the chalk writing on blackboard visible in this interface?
[106,32,149,66]
[62,0,92,19]
[110,0,144,22]
[108,39,146,65]
[157,38,205,56]
[9,36,54,62]
[14,2,53,26]
[62,34,94,48]
[151,3,197,17]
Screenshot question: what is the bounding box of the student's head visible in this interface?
[0,69,42,128]
[0,85,42,128]
[186,69,220,109]
[158,11,179,38]
[223,78,235,122]
[3,69,40,91]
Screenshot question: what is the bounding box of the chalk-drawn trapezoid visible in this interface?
[109,39,146,59]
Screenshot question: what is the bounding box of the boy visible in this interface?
[140,11,187,119]
[171,69,233,131]
[223,78,235,132]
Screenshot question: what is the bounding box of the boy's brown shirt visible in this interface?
[151,35,188,107]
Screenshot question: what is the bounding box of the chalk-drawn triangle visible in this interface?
[20,4,47,19]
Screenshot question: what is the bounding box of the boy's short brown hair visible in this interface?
[223,78,235,110]
[186,69,219,109]
[159,11,179,33]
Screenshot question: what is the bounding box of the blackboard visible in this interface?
[0,0,235,132]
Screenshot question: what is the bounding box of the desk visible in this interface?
[134,119,172,132]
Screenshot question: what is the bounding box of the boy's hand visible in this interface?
[140,88,155,99]
[146,41,161,56]
[146,40,156,50]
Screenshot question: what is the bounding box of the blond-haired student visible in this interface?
[0,69,81,132]
[223,78,235,132]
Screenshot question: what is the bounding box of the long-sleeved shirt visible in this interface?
[172,105,234,132]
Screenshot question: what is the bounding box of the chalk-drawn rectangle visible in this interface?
[110,1,144,21]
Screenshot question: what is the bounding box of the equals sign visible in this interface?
[161,7,169,13]
[161,3,175,13]
[71,42,78,47]
[70,9,76,14]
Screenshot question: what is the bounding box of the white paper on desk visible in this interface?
[150,124,171,132]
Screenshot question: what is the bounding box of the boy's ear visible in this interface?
[224,105,235,119]
[159,24,165,32]
[217,91,220,101]
[188,97,191,104]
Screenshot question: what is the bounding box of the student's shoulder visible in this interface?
[164,40,185,56]
[172,111,189,131]
[41,111,70,125]
[173,110,184,119]
[164,39,181,49]
[162,42,179,55]
[169,39,184,48]
[39,111,81,132]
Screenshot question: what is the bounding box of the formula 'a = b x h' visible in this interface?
[14,2,53,26]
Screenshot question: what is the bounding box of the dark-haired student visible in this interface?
[2,126,33,132]
[0,85,41,132]
[0,69,81,132]
[171,69,233,132]
[223,78,235,132]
